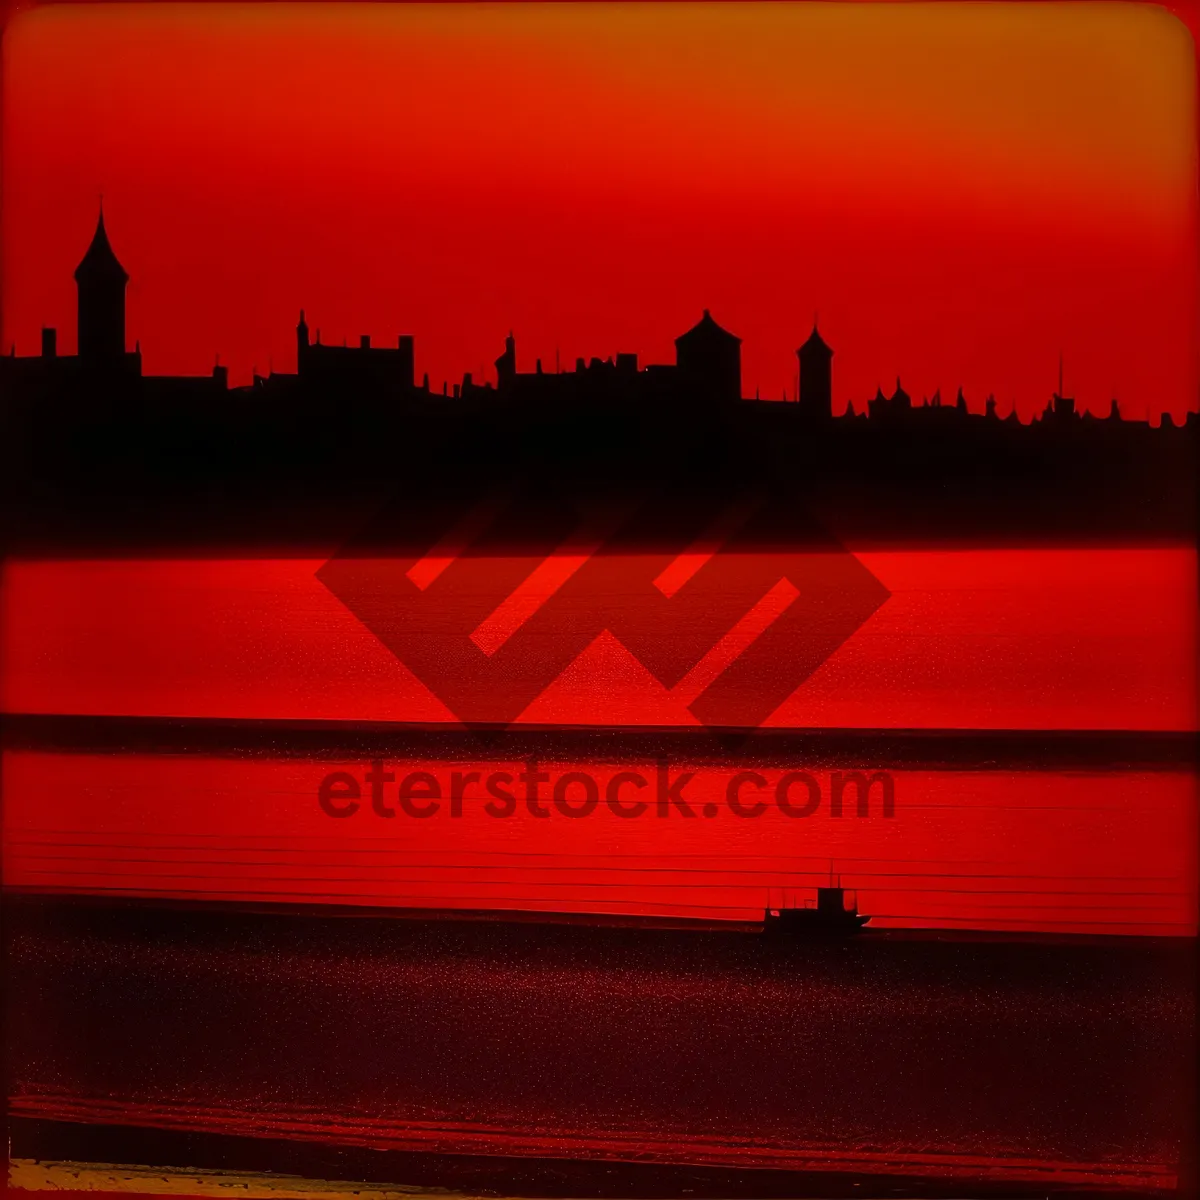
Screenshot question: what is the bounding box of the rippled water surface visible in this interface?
[5,906,1193,1190]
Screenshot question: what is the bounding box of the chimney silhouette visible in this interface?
[495,332,517,389]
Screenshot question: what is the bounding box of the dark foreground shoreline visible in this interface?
[4,896,1196,1199]
[4,1116,1186,1200]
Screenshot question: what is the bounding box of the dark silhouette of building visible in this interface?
[297,310,415,394]
[0,211,145,395]
[675,309,741,405]
[10,208,1195,446]
[495,332,517,391]
[2,206,1195,549]
[797,322,833,421]
[74,208,139,373]
[868,378,913,421]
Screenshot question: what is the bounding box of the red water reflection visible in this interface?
[3,751,1195,935]
[2,548,1196,730]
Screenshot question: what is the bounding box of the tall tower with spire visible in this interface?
[297,309,310,372]
[74,207,129,364]
[797,321,833,421]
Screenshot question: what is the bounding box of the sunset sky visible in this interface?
[2,1,1197,418]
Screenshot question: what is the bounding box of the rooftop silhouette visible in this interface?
[8,209,1196,430]
[2,210,1195,549]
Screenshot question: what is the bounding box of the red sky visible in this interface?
[2,1,1197,418]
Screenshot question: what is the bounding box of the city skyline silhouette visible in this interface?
[6,208,1196,434]
[1,207,1195,562]
[6,3,1195,421]
[2,9,1196,1199]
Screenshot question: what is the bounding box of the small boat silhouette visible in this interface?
[763,875,870,937]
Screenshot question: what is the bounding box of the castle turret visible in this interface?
[74,208,129,364]
[675,310,741,404]
[797,322,832,421]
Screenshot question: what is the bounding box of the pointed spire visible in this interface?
[676,308,741,347]
[799,319,831,357]
[75,205,129,284]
